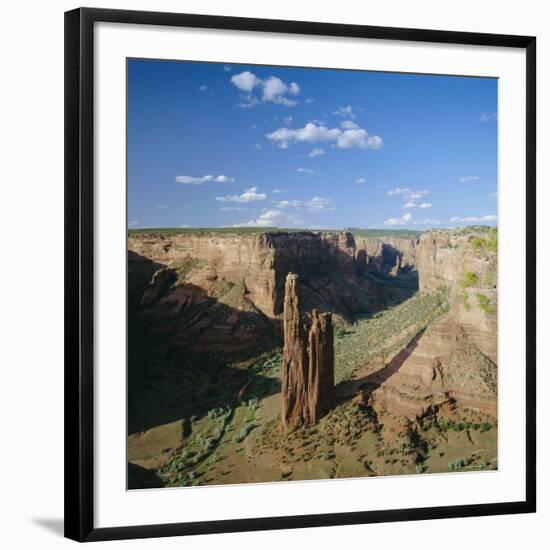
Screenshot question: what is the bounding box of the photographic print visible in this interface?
[126,59,498,490]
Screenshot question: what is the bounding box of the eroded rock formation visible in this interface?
[369,227,498,417]
[308,309,335,423]
[282,273,334,430]
[128,231,419,320]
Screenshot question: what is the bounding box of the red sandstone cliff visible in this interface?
[370,227,498,416]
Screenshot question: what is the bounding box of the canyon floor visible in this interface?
[127,229,498,489]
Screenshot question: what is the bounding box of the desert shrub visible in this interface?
[460,291,471,311]
[477,293,495,314]
[471,236,485,251]
[233,422,256,443]
[486,227,498,253]
[448,458,469,471]
[460,271,478,288]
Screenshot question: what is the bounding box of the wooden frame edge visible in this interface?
[64,7,536,542]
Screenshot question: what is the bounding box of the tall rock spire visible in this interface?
[282,273,334,430]
[282,273,309,429]
[308,309,335,423]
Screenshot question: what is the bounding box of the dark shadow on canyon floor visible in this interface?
[128,251,281,436]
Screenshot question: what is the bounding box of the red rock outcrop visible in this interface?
[369,227,498,417]
[128,231,422,322]
[281,274,309,429]
[282,273,334,430]
[308,309,335,423]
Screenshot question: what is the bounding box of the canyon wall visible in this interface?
[371,227,498,416]
[128,231,418,320]
[416,228,498,363]
[355,236,418,275]
[128,227,498,415]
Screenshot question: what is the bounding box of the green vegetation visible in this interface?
[476,293,496,314]
[171,255,204,284]
[448,458,470,471]
[460,271,478,289]
[233,422,256,443]
[461,291,470,311]
[334,288,450,382]
[128,227,424,238]
[470,227,498,254]
[471,236,485,251]
[486,227,498,253]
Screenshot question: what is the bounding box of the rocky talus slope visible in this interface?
[370,227,498,416]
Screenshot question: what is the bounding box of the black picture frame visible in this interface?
[65,7,537,543]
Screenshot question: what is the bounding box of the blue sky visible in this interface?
[128,59,497,230]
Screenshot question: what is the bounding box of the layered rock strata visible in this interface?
[128,231,419,320]
[369,228,498,416]
[282,274,334,430]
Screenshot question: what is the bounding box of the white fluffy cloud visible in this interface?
[413,218,441,226]
[403,201,416,209]
[230,71,261,92]
[215,187,267,203]
[385,213,413,226]
[459,175,480,183]
[387,187,412,196]
[419,202,432,209]
[384,213,440,226]
[333,105,355,118]
[480,112,497,123]
[309,148,325,158]
[305,196,333,212]
[407,191,429,200]
[355,178,367,184]
[273,199,303,209]
[232,209,303,228]
[450,215,497,223]
[266,122,382,150]
[387,187,430,201]
[230,71,300,107]
[297,167,314,174]
[271,188,287,194]
[176,174,234,185]
[340,120,359,129]
[233,209,283,227]
[273,196,333,213]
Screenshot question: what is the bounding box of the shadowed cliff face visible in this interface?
[128,231,419,321]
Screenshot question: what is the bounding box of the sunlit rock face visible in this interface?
[282,274,334,430]
[371,228,498,417]
[128,231,420,321]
